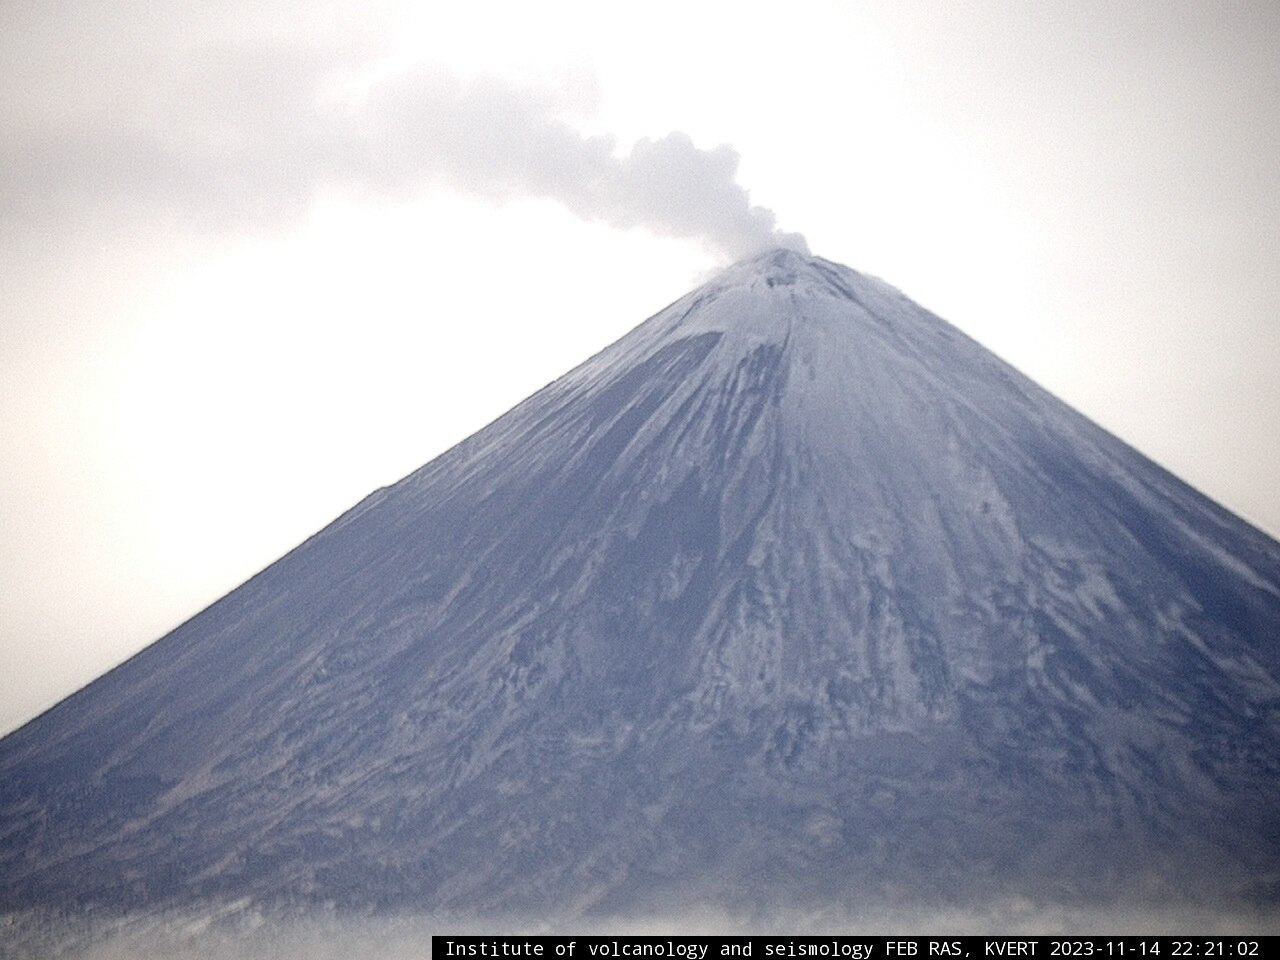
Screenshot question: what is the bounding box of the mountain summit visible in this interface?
[3,249,1279,937]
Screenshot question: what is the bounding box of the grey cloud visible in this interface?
[4,38,358,230]
[358,67,806,258]
[3,44,803,260]
[616,133,807,258]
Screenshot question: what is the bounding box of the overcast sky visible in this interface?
[3,0,1278,734]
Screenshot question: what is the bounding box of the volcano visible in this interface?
[2,250,1279,941]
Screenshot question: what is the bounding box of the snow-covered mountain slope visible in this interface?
[2,249,1279,935]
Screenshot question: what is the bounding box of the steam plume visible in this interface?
[3,50,804,261]
[354,68,806,259]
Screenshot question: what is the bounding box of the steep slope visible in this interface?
[2,249,1279,931]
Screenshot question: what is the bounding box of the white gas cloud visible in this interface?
[2,44,803,261]
[357,67,806,259]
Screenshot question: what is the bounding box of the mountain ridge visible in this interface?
[2,249,1278,944]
